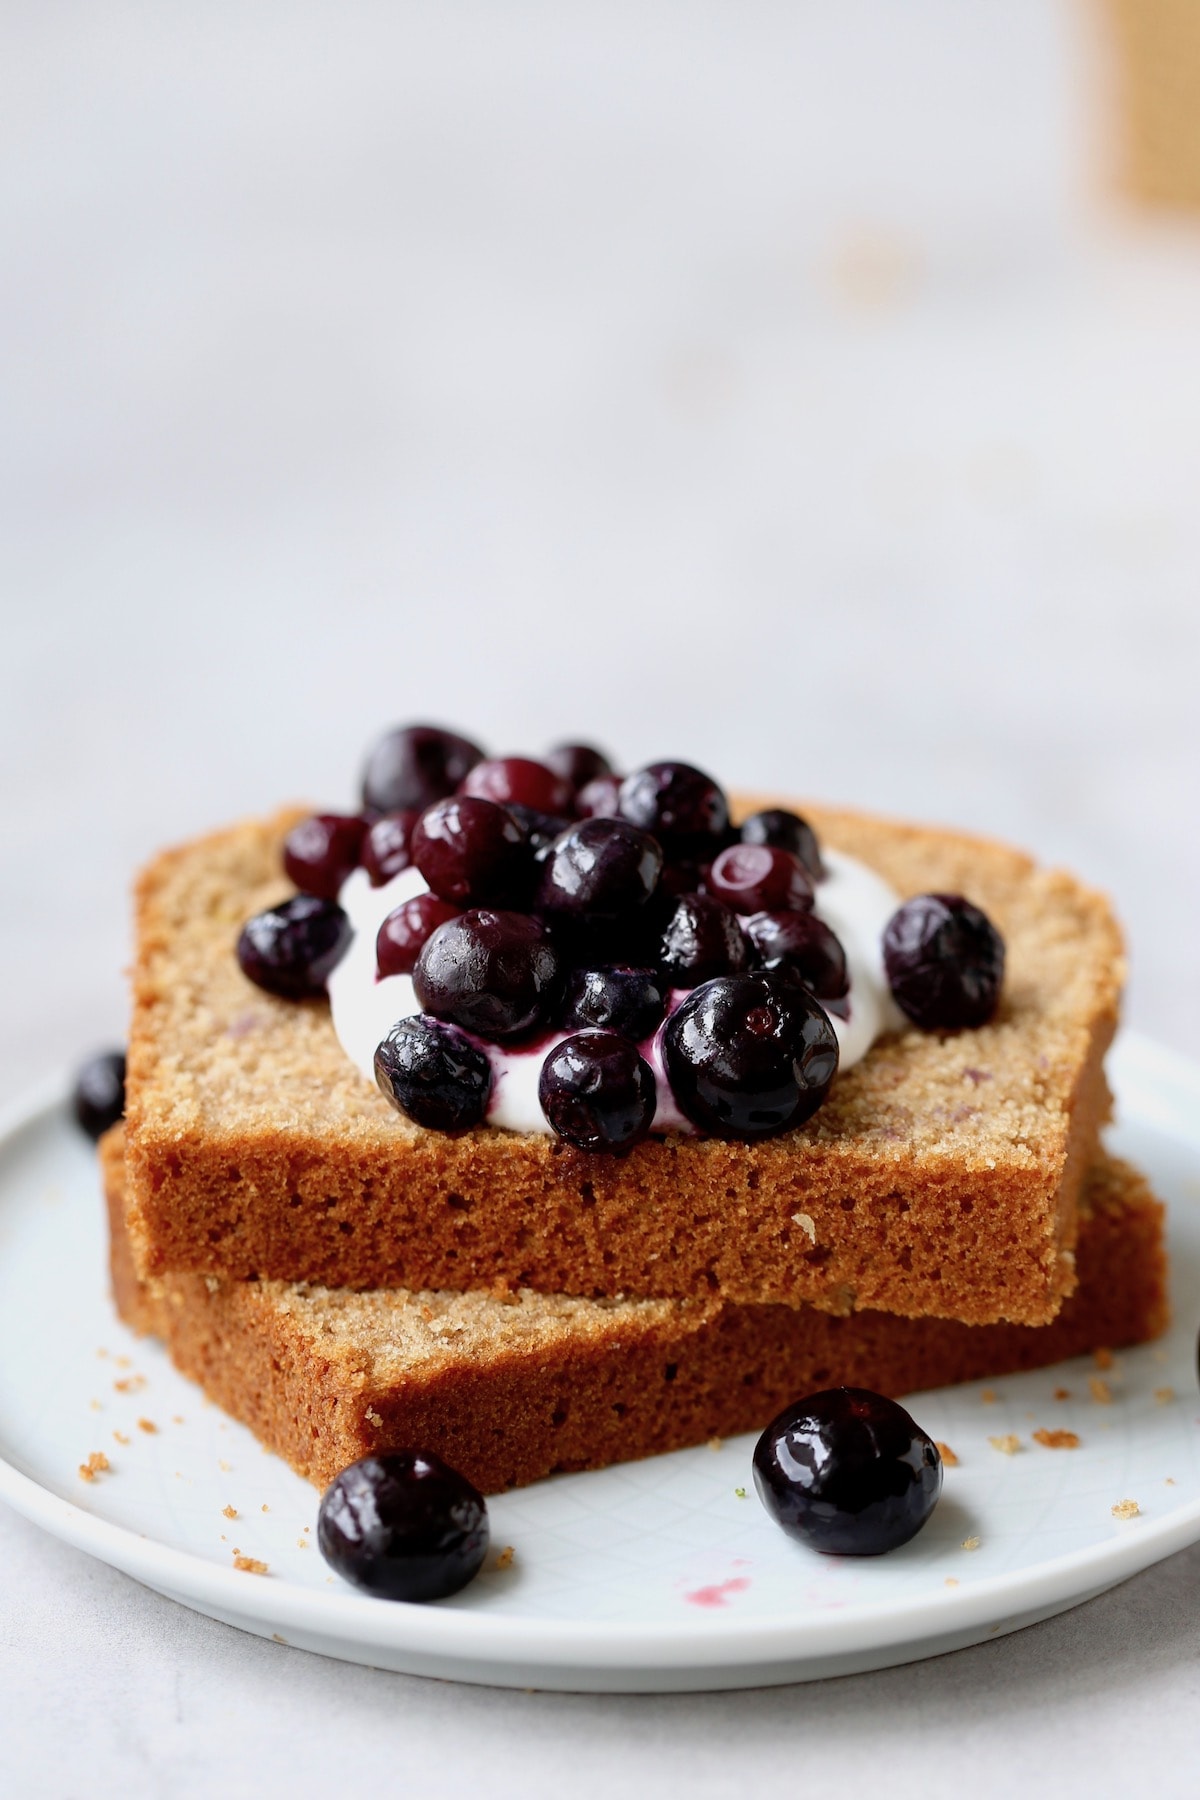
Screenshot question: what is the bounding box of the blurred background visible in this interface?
[4,0,1200,1094]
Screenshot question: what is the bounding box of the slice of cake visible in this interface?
[124,804,1120,1326]
[104,1129,1167,1495]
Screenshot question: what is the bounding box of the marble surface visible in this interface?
[3,2,1200,1794]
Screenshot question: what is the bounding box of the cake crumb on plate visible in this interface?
[1033,1428,1081,1449]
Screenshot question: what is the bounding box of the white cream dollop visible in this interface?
[327,848,904,1135]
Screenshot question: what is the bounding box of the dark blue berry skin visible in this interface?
[73,1050,126,1140]
[753,1388,942,1556]
[559,966,667,1041]
[658,894,749,988]
[317,1451,490,1601]
[375,1016,492,1131]
[237,895,352,1000]
[413,910,561,1042]
[538,1030,656,1152]
[618,762,729,856]
[283,813,366,900]
[411,797,531,908]
[740,808,824,882]
[537,818,663,921]
[883,893,1004,1031]
[362,810,421,887]
[706,843,812,916]
[505,805,573,864]
[744,910,849,1001]
[662,972,838,1138]
[361,725,484,815]
[545,743,613,794]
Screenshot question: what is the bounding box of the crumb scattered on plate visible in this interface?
[137,1417,157,1434]
[1155,1387,1176,1405]
[222,1504,238,1520]
[1111,1499,1140,1520]
[980,1389,997,1405]
[1033,1428,1081,1449]
[496,1545,515,1570]
[1053,1387,1072,1402]
[1089,1376,1113,1405]
[988,1434,1021,1455]
[961,1536,981,1552]
[233,1555,268,1575]
[112,1430,129,1446]
[78,1451,110,1482]
[935,1441,959,1467]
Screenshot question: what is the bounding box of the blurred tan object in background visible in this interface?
[1107,0,1200,206]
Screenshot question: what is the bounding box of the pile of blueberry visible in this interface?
[238,723,1005,1153]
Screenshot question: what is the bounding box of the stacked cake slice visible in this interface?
[109,805,1166,1495]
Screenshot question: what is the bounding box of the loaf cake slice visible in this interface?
[124,804,1121,1326]
[104,1129,1166,1495]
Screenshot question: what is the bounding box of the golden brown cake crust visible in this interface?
[123,802,1122,1325]
[104,1129,1167,1495]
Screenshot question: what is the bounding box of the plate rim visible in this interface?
[0,1028,1198,1675]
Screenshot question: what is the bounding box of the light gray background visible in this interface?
[3,3,1200,1794]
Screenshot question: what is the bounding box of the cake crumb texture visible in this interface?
[102,1129,1167,1496]
[123,803,1123,1325]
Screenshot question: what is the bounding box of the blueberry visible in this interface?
[545,743,614,794]
[576,774,623,820]
[883,893,1005,1031]
[618,762,729,855]
[73,1049,126,1141]
[459,755,574,817]
[706,843,813,916]
[411,797,530,907]
[662,971,838,1138]
[376,894,462,978]
[362,810,421,887]
[559,966,667,1040]
[317,1451,490,1601]
[374,1016,492,1130]
[753,1388,942,1555]
[361,724,484,814]
[505,804,574,863]
[744,910,849,1001]
[237,895,352,1000]
[658,893,749,988]
[282,813,366,900]
[537,818,663,920]
[413,909,561,1042]
[740,808,824,882]
[538,1030,656,1152]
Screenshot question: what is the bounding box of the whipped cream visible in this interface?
[327,850,904,1136]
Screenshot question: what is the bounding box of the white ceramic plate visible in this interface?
[1,1032,1198,1692]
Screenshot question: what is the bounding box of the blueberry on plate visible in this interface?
[658,893,748,988]
[617,761,729,855]
[883,893,1005,1031]
[743,909,849,1001]
[538,1029,657,1152]
[459,755,574,817]
[663,971,838,1139]
[362,809,421,887]
[72,1049,126,1141]
[545,742,614,794]
[376,894,462,979]
[739,808,824,882]
[411,796,530,908]
[706,843,813,916]
[317,1450,490,1601]
[236,895,352,1000]
[558,966,667,1041]
[413,909,561,1042]
[537,818,663,920]
[753,1388,942,1555]
[375,1016,492,1131]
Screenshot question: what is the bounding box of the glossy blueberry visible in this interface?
[753,1388,942,1556]
[618,762,729,855]
[374,1015,492,1131]
[411,797,530,907]
[362,810,421,887]
[237,895,351,1000]
[537,818,663,920]
[662,971,839,1138]
[558,966,667,1041]
[283,812,366,900]
[740,808,824,882]
[658,893,749,988]
[361,724,484,814]
[317,1451,490,1601]
[413,909,561,1042]
[459,755,574,817]
[376,894,462,979]
[538,1030,656,1152]
[505,804,573,864]
[576,774,623,820]
[73,1049,126,1141]
[744,910,849,1001]
[545,743,614,794]
[706,843,813,916]
[883,893,1005,1031]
